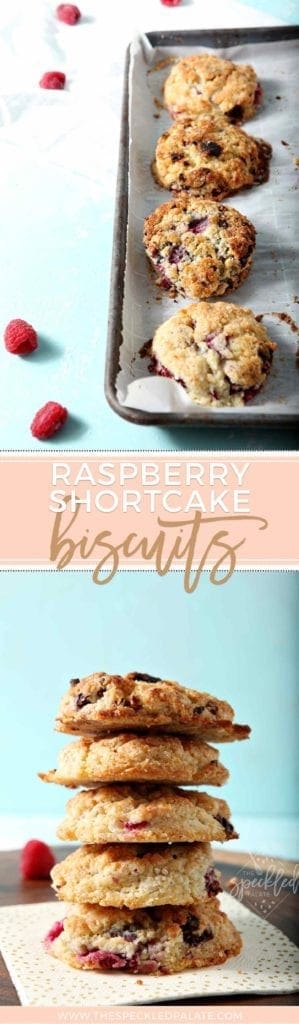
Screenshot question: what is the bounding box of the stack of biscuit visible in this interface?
[40,670,250,975]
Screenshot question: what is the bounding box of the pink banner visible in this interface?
[0,453,298,588]
[0,1008,298,1022]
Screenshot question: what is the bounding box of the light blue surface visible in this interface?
[253,0,298,22]
[0,571,298,842]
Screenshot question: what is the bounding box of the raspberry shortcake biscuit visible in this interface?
[54,671,250,741]
[164,53,262,123]
[144,197,255,299]
[51,841,221,907]
[153,112,271,199]
[45,900,242,974]
[57,786,238,844]
[151,301,276,407]
[39,733,228,787]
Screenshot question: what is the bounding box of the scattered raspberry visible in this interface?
[4,319,38,355]
[56,4,81,24]
[30,401,68,439]
[20,840,55,880]
[39,71,66,90]
[160,0,181,5]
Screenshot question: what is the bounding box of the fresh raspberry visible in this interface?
[30,401,68,439]
[56,4,81,24]
[20,840,56,880]
[160,0,181,5]
[4,319,38,355]
[39,71,66,90]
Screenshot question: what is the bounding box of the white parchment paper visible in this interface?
[117,34,299,419]
[0,894,298,1005]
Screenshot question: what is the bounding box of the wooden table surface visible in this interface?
[0,848,298,1007]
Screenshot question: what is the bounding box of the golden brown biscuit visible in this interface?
[45,899,242,974]
[51,841,222,907]
[56,785,238,844]
[39,733,229,787]
[54,671,250,741]
[151,301,276,407]
[144,197,255,299]
[164,53,262,123]
[153,112,271,200]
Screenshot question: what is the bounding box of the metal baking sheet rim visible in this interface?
[105,26,299,429]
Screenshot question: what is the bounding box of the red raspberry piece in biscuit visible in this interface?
[4,319,38,355]
[31,401,68,440]
[20,839,55,880]
[160,0,181,5]
[56,4,81,24]
[39,71,66,90]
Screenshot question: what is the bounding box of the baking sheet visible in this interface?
[0,893,298,1006]
[114,32,299,423]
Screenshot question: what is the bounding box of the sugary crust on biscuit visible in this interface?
[51,841,221,907]
[39,733,229,787]
[144,197,255,299]
[152,300,276,407]
[54,672,250,741]
[56,785,238,844]
[153,113,271,200]
[164,54,261,123]
[46,899,242,974]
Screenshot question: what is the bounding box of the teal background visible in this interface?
[254,0,298,21]
[0,570,298,820]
